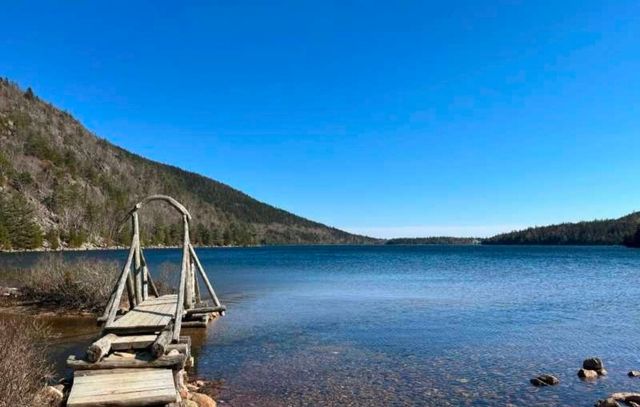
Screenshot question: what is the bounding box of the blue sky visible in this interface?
[2,1,640,238]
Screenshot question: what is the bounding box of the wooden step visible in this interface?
[67,368,178,407]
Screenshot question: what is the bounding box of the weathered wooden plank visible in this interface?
[173,215,189,342]
[67,352,185,370]
[186,306,226,315]
[67,368,176,407]
[104,240,138,328]
[105,295,178,334]
[110,335,158,351]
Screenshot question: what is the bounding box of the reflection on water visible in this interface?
[2,245,640,406]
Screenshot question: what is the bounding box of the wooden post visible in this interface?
[151,324,173,358]
[86,334,118,362]
[104,239,138,327]
[189,244,221,307]
[132,211,143,305]
[126,272,136,309]
[140,248,159,297]
[193,261,201,304]
[173,215,189,342]
[98,279,120,323]
[184,254,194,311]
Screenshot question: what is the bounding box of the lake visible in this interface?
[2,245,640,406]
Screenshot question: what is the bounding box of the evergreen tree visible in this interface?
[0,192,43,249]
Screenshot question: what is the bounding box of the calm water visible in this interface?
[2,245,640,406]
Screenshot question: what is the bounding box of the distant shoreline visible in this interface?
[1,241,633,255]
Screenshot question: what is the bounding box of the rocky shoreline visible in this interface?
[530,357,640,407]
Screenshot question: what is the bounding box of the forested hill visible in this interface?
[386,237,480,245]
[483,212,640,246]
[0,79,376,250]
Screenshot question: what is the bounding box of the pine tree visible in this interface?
[0,193,43,249]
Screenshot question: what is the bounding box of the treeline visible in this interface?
[484,213,640,246]
[623,225,640,248]
[385,237,480,245]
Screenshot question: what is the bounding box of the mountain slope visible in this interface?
[483,212,640,245]
[0,78,376,249]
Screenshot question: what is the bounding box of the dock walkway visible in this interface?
[64,195,225,407]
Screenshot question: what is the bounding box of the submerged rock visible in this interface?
[578,368,598,380]
[530,374,560,386]
[594,398,621,407]
[610,392,640,403]
[530,378,546,386]
[584,357,604,371]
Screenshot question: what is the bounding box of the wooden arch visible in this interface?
[99,195,224,342]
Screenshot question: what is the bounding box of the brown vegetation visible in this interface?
[0,318,53,407]
[19,258,119,313]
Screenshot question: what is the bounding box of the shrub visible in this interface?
[0,318,53,407]
[21,258,119,312]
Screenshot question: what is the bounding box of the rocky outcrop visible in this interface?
[595,398,621,407]
[595,392,640,407]
[580,357,606,379]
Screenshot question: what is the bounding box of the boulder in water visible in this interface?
[628,371,640,377]
[578,368,598,380]
[584,357,604,371]
[530,374,560,386]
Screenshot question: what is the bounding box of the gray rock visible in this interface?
[530,378,546,387]
[597,368,608,376]
[578,368,598,380]
[530,374,560,386]
[628,370,640,377]
[584,357,604,371]
[610,392,640,403]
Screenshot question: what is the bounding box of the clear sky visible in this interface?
[2,1,640,238]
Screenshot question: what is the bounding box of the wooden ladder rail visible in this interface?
[189,244,223,309]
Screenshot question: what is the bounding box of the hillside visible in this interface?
[483,212,640,246]
[0,79,376,250]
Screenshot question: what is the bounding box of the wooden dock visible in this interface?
[65,195,225,407]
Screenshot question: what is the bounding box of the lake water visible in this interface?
[2,245,640,406]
